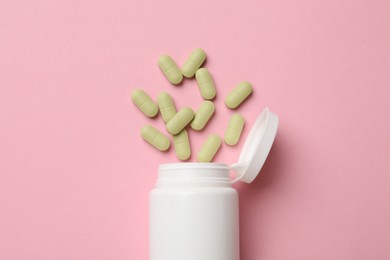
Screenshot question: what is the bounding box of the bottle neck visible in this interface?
[157,163,232,188]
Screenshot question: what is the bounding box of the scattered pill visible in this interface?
[181,48,207,78]
[137,49,260,161]
[131,89,158,117]
[173,130,191,160]
[191,101,215,131]
[141,125,170,151]
[225,81,253,109]
[157,92,177,123]
[224,114,245,146]
[158,55,183,85]
[195,68,216,100]
[166,107,195,135]
[198,134,222,162]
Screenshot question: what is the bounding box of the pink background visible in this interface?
[1,0,389,259]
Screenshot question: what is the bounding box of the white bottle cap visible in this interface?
[230,107,279,183]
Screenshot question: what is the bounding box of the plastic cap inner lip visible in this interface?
[231,107,279,184]
[238,108,270,163]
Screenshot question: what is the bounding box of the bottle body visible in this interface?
[149,163,240,260]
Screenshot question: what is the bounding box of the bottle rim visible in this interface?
[157,163,231,188]
[159,162,229,171]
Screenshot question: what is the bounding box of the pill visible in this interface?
[224,113,245,146]
[157,92,177,123]
[195,68,216,100]
[141,125,170,151]
[158,55,183,85]
[190,101,215,131]
[198,134,222,162]
[225,81,253,109]
[173,130,191,160]
[166,107,195,135]
[131,89,158,117]
[181,48,207,78]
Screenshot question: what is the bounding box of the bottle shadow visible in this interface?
[235,134,288,260]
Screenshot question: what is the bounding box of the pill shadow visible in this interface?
[235,134,288,260]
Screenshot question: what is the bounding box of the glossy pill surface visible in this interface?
[225,81,253,109]
[224,114,245,146]
[190,101,215,131]
[181,48,207,78]
[158,55,183,85]
[166,107,195,135]
[157,92,177,123]
[195,68,216,100]
[173,130,191,160]
[198,134,222,162]
[131,89,158,117]
[141,125,170,151]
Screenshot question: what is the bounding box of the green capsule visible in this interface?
[195,68,216,100]
[158,55,183,85]
[190,101,215,131]
[198,134,222,162]
[166,107,194,135]
[131,89,158,117]
[173,130,191,160]
[225,81,253,109]
[141,125,170,151]
[181,48,207,78]
[157,92,177,123]
[224,114,245,146]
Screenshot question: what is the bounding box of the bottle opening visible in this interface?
[157,163,231,188]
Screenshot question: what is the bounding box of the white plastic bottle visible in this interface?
[149,108,279,260]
